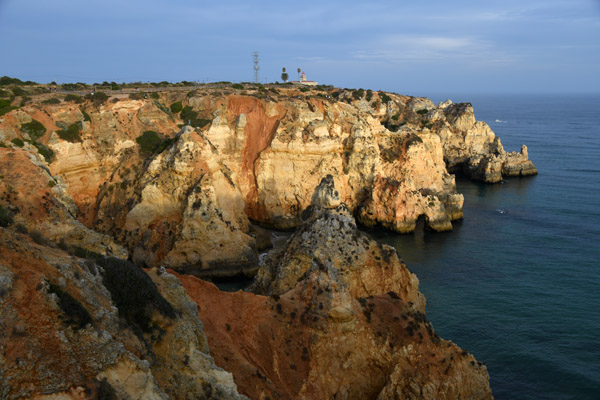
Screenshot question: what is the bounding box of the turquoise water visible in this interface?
[371,94,600,399]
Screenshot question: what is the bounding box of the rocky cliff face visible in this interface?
[0,227,246,399]
[178,176,493,399]
[0,86,535,276]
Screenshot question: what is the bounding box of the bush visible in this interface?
[19,96,31,106]
[20,119,47,141]
[81,109,91,122]
[379,92,392,104]
[0,99,15,116]
[0,99,10,108]
[98,257,175,334]
[170,101,183,113]
[136,130,162,153]
[31,141,55,162]
[150,92,159,100]
[0,205,13,227]
[128,92,145,100]
[11,138,24,147]
[11,87,27,97]
[46,280,93,330]
[416,109,429,115]
[56,123,82,143]
[85,92,109,105]
[232,83,244,90]
[29,229,48,245]
[352,89,365,100]
[42,97,61,105]
[0,76,25,85]
[366,89,373,102]
[111,84,120,91]
[0,89,11,98]
[64,94,83,103]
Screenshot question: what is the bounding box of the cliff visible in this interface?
[0,227,246,399]
[178,176,493,399]
[0,85,536,277]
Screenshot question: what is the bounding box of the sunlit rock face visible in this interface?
[0,88,535,277]
[177,176,493,399]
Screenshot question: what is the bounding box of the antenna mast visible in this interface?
[253,52,260,83]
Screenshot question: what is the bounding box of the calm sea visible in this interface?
[370,94,600,399]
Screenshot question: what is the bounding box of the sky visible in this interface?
[1,0,599,95]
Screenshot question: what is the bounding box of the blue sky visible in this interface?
[1,0,599,95]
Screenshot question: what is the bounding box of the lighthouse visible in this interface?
[292,71,318,86]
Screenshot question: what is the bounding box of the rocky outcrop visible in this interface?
[0,227,246,399]
[0,87,536,277]
[436,101,537,182]
[178,176,493,399]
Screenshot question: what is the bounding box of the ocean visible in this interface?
[370,94,600,399]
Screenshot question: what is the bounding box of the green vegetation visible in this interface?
[11,138,24,147]
[48,180,56,188]
[85,92,109,105]
[136,130,162,153]
[0,89,11,98]
[281,67,289,83]
[180,105,210,128]
[64,94,83,103]
[42,97,61,105]
[97,257,176,334]
[0,76,37,86]
[366,89,373,102]
[31,141,55,162]
[0,99,15,116]
[170,101,183,113]
[19,96,31,107]
[150,92,160,99]
[379,92,392,104]
[416,109,429,115]
[81,109,91,122]
[56,123,82,143]
[46,280,93,330]
[20,119,46,141]
[0,205,14,227]
[231,83,244,90]
[352,88,365,100]
[391,114,400,121]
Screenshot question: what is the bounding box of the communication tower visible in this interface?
[253,52,260,83]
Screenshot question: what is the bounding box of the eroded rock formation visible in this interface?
[178,176,493,399]
[0,86,536,276]
[0,228,246,399]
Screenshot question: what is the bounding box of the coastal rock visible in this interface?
[0,228,246,399]
[0,88,536,277]
[177,176,492,399]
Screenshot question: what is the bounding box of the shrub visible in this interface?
[391,114,400,121]
[98,257,175,334]
[366,89,373,102]
[81,109,91,122]
[352,89,364,100]
[42,97,61,105]
[11,138,24,147]
[20,120,47,141]
[379,92,392,104]
[416,109,429,115]
[12,87,27,97]
[232,83,244,90]
[0,76,24,85]
[0,99,15,116]
[64,94,83,103]
[0,89,11,98]
[136,130,162,153]
[150,92,159,99]
[29,229,48,245]
[170,101,183,113]
[56,123,82,142]
[128,92,145,100]
[85,92,109,105]
[31,141,55,162]
[111,84,120,90]
[48,180,56,188]
[46,280,93,330]
[0,205,13,227]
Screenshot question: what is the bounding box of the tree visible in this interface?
[297,67,301,80]
[281,67,288,83]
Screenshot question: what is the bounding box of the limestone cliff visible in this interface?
[178,176,493,399]
[0,227,246,399]
[0,86,536,276]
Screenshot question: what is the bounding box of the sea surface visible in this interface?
[370,94,600,399]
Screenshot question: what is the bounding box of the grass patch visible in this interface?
[98,257,176,334]
[20,119,46,141]
[136,130,162,154]
[11,138,24,147]
[64,94,83,103]
[56,122,82,143]
[42,97,61,105]
[46,280,93,330]
[170,101,183,113]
